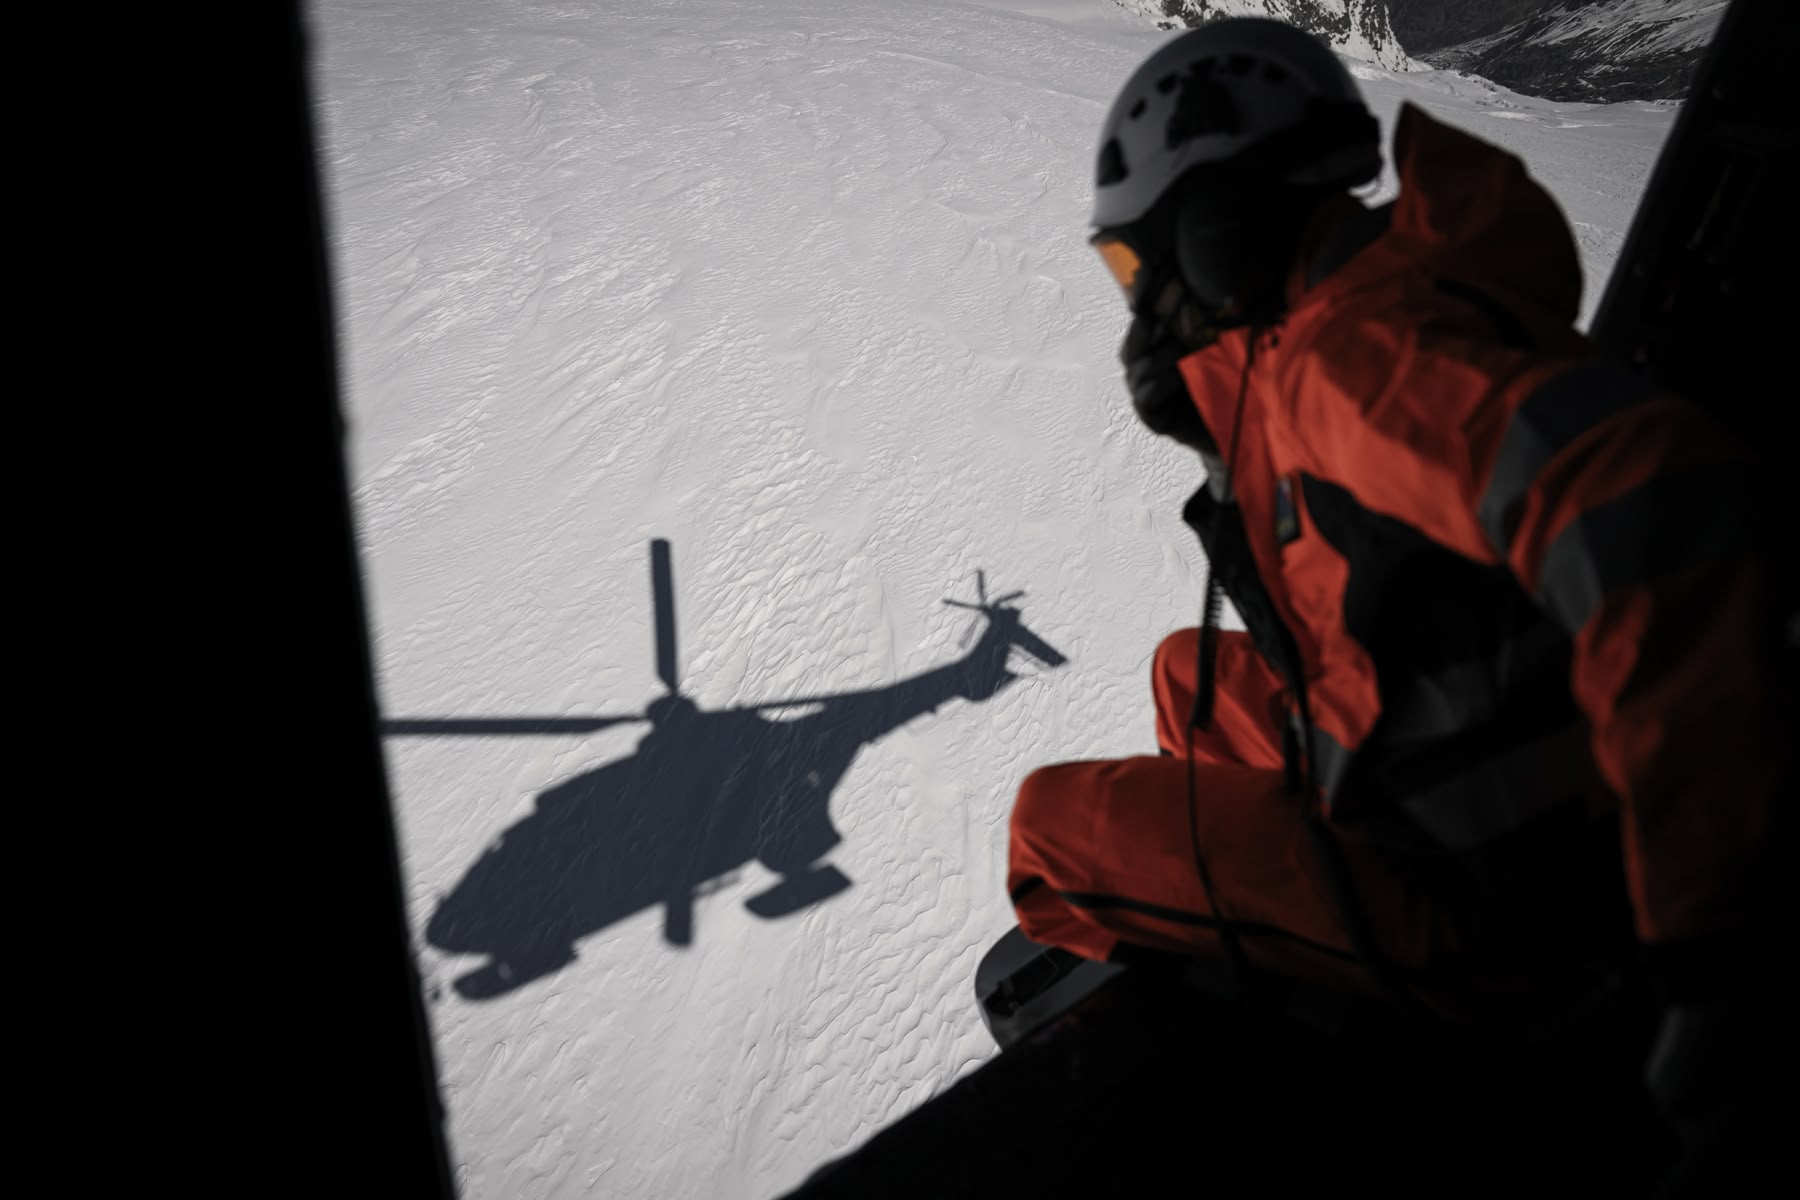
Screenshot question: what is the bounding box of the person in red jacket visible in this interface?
[1007,17,1793,1141]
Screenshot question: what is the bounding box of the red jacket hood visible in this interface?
[1363,101,1583,322]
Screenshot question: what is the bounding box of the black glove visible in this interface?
[1644,999,1796,1197]
[1645,1002,1760,1143]
[1120,310,1216,452]
[1640,928,1798,1197]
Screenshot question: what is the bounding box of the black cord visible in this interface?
[1175,330,1313,1173]
[1184,687,1253,1000]
[1183,330,1260,1000]
[1185,330,1257,737]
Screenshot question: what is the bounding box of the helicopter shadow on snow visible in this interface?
[387,540,1067,1001]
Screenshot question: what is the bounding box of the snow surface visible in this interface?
[309,1,1677,1195]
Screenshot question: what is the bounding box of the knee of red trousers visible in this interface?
[1007,763,1085,898]
[1155,629,1288,769]
[1153,628,1201,688]
[1007,763,1121,962]
[1153,628,1201,754]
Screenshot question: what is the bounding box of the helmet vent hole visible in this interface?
[1096,138,1128,186]
[1089,19,1377,230]
[1165,72,1242,147]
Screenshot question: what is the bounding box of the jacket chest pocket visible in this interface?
[1269,474,1344,656]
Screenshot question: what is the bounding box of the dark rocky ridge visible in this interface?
[1147,1,1721,103]
[1390,1,1716,102]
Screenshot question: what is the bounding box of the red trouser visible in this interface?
[1007,629,1458,997]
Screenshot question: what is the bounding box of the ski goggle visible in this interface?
[1091,229,1191,322]
[1092,228,1235,346]
[1091,231,1143,300]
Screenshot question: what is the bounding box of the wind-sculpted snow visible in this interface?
[312,1,1673,1195]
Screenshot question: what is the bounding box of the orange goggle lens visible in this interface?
[1092,235,1141,297]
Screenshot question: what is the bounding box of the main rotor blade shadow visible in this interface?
[383,716,642,736]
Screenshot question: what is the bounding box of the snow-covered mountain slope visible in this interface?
[1389,0,1724,102]
[310,0,1675,1195]
[1116,1,1724,101]
[1117,0,1419,71]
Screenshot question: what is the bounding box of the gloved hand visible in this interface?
[1644,1002,1758,1144]
[1644,998,1794,1196]
[1120,310,1216,452]
[1642,932,1795,1147]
